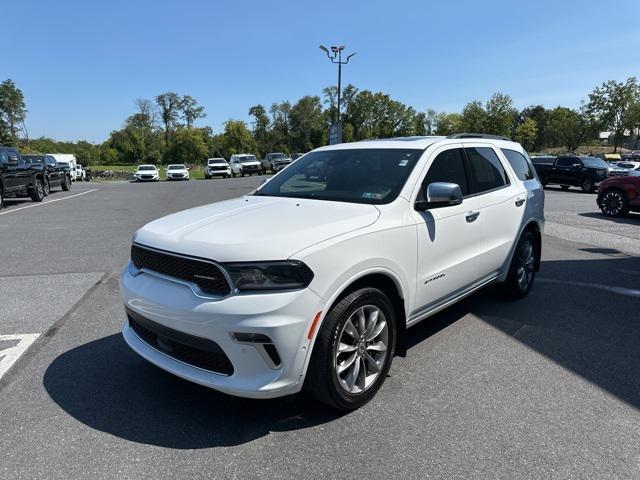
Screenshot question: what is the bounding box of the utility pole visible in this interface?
[319,45,356,144]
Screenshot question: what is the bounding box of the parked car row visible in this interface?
[0,146,73,207]
[531,154,631,193]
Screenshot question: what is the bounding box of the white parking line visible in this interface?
[0,334,40,380]
[538,278,640,298]
[0,189,99,216]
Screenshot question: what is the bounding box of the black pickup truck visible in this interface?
[0,146,47,207]
[531,155,610,193]
[23,154,72,196]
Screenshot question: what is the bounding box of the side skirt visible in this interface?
[407,272,500,328]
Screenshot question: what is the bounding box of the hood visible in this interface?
[133,196,380,262]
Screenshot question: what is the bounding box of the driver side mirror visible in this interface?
[415,182,463,210]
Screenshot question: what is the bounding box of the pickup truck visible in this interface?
[23,154,72,195]
[0,146,47,207]
[532,155,610,193]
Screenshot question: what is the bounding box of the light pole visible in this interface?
[320,45,356,143]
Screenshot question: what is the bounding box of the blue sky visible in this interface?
[5,0,639,142]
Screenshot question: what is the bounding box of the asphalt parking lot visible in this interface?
[2,179,640,479]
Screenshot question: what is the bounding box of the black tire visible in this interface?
[43,179,50,196]
[205,174,210,179]
[62,175,71,191]
[30,179,45,202]
[599,188,629,217]
[304,287,396,410]
[231,171,236,178]
[0,186,4,208]
[501,230,538,299]
[241,170,245,177]
[581,177,595,193]
[560,185,570,190]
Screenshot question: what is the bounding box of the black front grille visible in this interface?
[131,244,231,295]
[127,308,234,375]
[209,165,227,171]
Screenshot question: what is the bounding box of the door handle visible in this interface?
[515,196,526,207]
[465,211,480,223]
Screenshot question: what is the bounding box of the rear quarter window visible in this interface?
[501,149,535,181]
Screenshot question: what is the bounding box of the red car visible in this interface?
[597,176,640,216]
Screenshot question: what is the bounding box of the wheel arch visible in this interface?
[316,269,408,358]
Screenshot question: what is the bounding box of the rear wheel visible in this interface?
[62,175,71,191]
[501,231,538,299]
[30,179,45,202]
[581,177,595,193]
[304,287,396,410]
[599,188,629,217]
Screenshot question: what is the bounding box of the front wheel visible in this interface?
[62,175,71,191]
[501,231,538,299]
[30,179,45,202]
[44,179,50,196]
[304,287,396,410]
[599,188,629,217]
[581,177,595,193]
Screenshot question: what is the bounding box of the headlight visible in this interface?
[224,261,314,291]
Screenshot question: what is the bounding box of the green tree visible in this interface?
[587,77,639,152]
[520,105,550,151]
[180,95,206,128]
[460,101,487,133]
[155,92,181,143]
[485,93,517,137]
[548,106,596,151]
[167,128,208,164]
[219,120,258,158]
[424,109,437,135]
[434,112,462,135]
[248,104,270,154]
[514,118,538,151]
[289,95,325,152]
[0,79,27,146]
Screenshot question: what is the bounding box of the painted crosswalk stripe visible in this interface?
[0,334,40,380]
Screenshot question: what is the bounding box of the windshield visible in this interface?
[255,148,422,205]
[57,162,69,168]
[138,165,156,171]
[270,153,285,160]
[239,156,257,163]
[581,157,609,168]
[208,159,225,165]
[167,165,185,170]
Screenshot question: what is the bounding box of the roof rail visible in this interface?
[447,133,512,141]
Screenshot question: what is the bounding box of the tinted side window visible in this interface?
[501,149,535,181]
[465,147,508,194]
[556,157,574,167]
[421,148,468,197]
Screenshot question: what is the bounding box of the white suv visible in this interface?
[229,154,262,177]
[120,135,544,410]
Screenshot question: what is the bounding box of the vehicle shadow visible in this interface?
[43,255,640,448]
[579,211,640,224]
[43,333,344,449]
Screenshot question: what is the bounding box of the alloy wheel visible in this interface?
[334,305,389,394]
[601,191,623,216]
[516,239,535,290]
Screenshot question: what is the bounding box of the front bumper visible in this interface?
[167,174,189,180]
[207,168,230,176]
[120,263,323,398]
[136,175,159,181]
